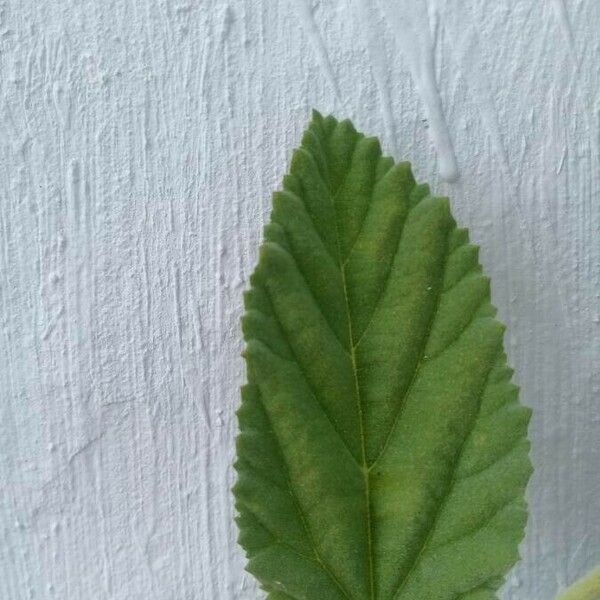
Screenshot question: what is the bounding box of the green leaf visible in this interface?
[234,112,532,600]
[556,565,600,600]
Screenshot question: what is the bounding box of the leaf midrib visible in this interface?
[330,170,375,600]
[339,260,374,600]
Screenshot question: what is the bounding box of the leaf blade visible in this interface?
[235,112,532,600]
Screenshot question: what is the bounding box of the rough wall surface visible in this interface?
[0,1,598,598]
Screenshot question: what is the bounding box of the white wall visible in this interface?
[0,1,598,598]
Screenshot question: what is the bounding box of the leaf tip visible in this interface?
[310,108,324,122]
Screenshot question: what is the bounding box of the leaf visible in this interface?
[234,112,532,600]
[556,565,600,600]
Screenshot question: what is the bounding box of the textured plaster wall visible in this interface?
[0,1,599,599]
